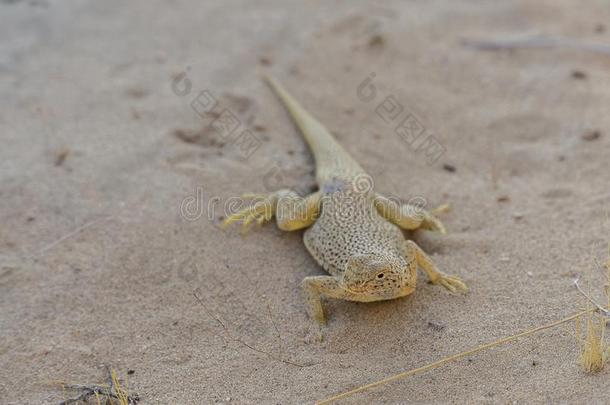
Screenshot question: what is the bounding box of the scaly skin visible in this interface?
[223,75,467,326]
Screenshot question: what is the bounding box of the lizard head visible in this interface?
[342,251,416,299]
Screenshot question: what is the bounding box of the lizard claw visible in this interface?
[421,214,447,234]
[435,274,468,293]
[242,192,267,200]
[420,203,450,234]
[431,203,451,216]
[222,196,274,233]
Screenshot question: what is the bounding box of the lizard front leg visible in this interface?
[222,190,322,232]
[301,275,348,325]
[404,240,468,293]
[374,193,448,234]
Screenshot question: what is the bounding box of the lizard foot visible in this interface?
[431,203,451,216]
[420,213,447,234]
[420,203,450,234]
[433,273,468,293]
[222,194,275,233]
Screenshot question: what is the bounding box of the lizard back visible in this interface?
[303,185,405,277]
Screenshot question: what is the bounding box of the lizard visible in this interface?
[223,75,467,325]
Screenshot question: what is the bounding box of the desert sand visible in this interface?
[1,1,610,403]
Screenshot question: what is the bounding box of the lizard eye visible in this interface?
[377,273,385,279]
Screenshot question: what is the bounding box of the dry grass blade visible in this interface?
[462,36,610,56]
[575,244,610,373]
[316,242,610,403]
[576,309,607,373]
[192,290,310,368]
[57,368,139,405]
[316,309,593,404]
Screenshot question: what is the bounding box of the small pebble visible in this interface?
[442,164,456,173]
[54,148,70,166]
[259,56,272,66]
[427,321,445,332]
[125,87,148,99]
[571,70,587,80]
[368,34,385,48]
[581,130,601,141]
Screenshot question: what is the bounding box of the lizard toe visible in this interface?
[438,275,468,293]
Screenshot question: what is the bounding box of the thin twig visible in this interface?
[57,368,139,405]
[192,290,309,367]
[38,216,110,256]
[241,268,286,357]
[59,384,113,405]
[462,36,610,57]
[58,382,139,405]
[592,256,608,276]
[573,275,610,316]
[105,364,115,398]
[266,300,284,360]
[316,309,595,404]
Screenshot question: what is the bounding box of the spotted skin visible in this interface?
[223,76,467,328]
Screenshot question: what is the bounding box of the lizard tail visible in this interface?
[263,74,363,181]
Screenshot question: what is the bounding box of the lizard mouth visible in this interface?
[344,283,369,294]
[345,283,394,295]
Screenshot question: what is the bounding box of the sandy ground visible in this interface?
[2,0,610,403]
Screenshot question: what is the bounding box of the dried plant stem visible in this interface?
[317,309,594,405]
[57,367,138,405]
[575,246,610,373]
[462,36,610,57]
[576,308,607,373]
[573,276,610,316]
[192,290,308,367]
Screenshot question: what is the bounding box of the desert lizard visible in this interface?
[223,75,467,325]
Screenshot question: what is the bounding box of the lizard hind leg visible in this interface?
[222,189,322,233]
[275,190,322,231]
[374,193,449,234]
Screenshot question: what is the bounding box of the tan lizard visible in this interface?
[223,75,467,325]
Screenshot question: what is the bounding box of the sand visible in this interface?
[1,0,610,403]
